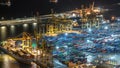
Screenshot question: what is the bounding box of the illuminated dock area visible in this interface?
[0,1,120,68]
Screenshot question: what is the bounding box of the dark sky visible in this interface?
[0,0,120,19]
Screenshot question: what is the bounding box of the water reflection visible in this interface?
[23,24,28,32]
[0,54,32,68]
[10,25,15,36]
[0,23,36,41]
[33,23,37,29]
[0,26,7,40]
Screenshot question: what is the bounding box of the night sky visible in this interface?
[0,0,120,19]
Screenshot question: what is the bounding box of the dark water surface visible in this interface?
[0,54,33,68]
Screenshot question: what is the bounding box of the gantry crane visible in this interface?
[46,12,73,34]
[8,32,32,48]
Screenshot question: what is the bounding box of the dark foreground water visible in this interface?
[0,54,67,68]
[0,54,35,68]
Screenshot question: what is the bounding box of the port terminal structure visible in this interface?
[0,3,108,67]
[0,4,106,36]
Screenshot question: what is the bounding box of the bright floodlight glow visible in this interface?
[117,18,120,21]
[87,55,93,63]
[1,26,7,40]
[88,28,92,32]
[33,23,37,29]
[37,50,40,55]
[104,26,108,29]
[1,26,6,29]
[111,34,116,37]
[33,23,37,25]
[102,21,106,24]
[65,33,68,36]
[10,25,15,35]
[110,55,117,60]
[87,40,91,43]
[23,24,28,27]
[93,9,100,12]
[72,13,76,17]
[56,46,59,49]
[64,46,68,48]
[11,25,15,28]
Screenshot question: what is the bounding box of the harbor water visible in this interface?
[0,53,37,68]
